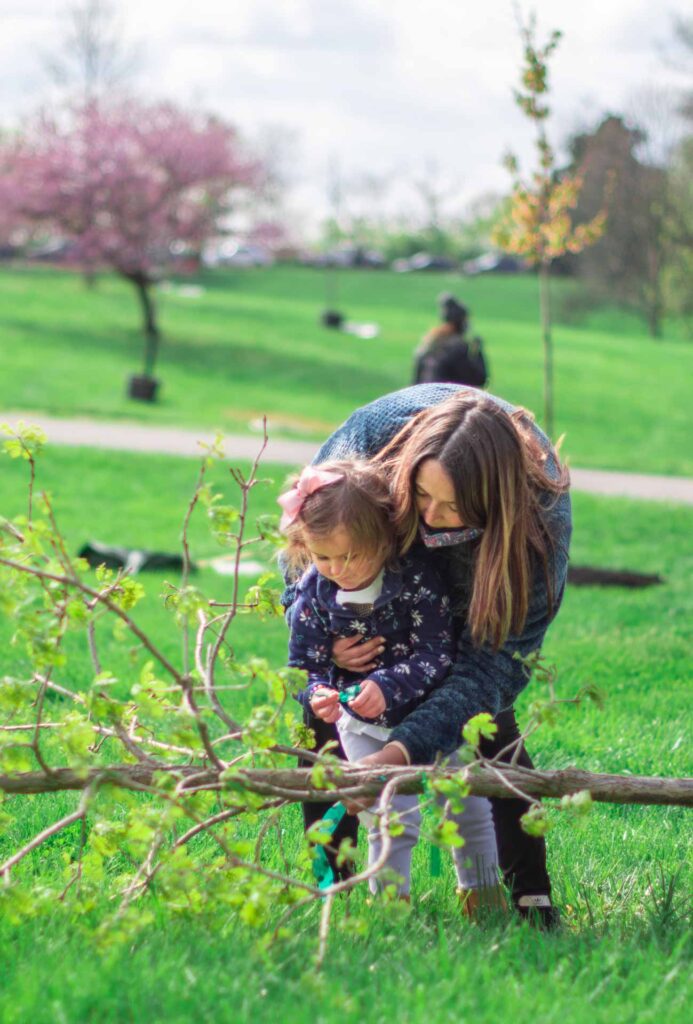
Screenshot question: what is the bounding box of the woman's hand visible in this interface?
[332,634,385,673]
[344,743,410,815]
[309,687,341,724]
[347,679,386,719]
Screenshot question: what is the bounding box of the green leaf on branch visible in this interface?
[462,712,498,748]
[305,822,333,846]
[287,716,316,750]
[61,711,97,762]
[1,422,47,460]
[0,676,36,713]
[430,774,471,814]
[243,573,282,619]
[526,697,561,726]
[520,803,553,837]
[169,708,205,750]
[577,682,606,710]
[336,837,357,868]
[0,737,34,773]
[430,818,464,849]
[205,499,240,545]
[162,583,207,625]
[387,812,405,837]
[94,563,115,585]
[254,514,282,544]
[243,705,279,749]
[110,576,145,612]
[309,762,336,791]
[560,789,593,819]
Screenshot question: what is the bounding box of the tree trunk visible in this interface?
[325,264,340,312]
[2,763,692,807]
[645,246,663,339]
[539,261,554,439]
[125,272,160,376]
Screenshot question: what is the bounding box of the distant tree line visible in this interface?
[317,18,693,341]
[317,99,691,340]
[560,111,692,338]
[0,1,690,352]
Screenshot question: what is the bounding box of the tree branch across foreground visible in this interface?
[2,763,691,807]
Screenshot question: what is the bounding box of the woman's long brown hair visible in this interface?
[373,393,569,649]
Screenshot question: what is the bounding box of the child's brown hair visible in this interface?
[280,459,399,573]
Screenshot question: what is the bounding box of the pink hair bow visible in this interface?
[278,467,343,530]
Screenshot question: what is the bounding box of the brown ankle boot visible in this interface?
[458,884,508,920]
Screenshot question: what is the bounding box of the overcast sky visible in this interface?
[1,0,689,238]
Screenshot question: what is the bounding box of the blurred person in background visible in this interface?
[413,293,489,388]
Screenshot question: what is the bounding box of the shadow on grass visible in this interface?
[2,314,398,407]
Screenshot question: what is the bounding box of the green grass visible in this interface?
[0,446,691,1023]
[0,264,691,474]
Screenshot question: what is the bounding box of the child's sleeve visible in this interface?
[287,583,335,710]
[367,560,454,712]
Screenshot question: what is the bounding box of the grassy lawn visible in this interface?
[0,446,690,1023]
[1,263,691,475]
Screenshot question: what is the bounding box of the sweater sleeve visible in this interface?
[367,560,454,711]
[388,510,571,763]
[287,580,335,710]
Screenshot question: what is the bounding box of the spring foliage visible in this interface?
[492,18,607,439]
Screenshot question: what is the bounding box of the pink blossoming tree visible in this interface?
[2,100,261,397]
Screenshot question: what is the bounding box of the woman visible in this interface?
[288,383,571,926]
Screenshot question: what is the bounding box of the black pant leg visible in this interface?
[298,708,359,881]
[479,707,552,902]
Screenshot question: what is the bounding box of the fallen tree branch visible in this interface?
[1,763,691,806]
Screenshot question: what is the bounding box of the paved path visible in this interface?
[3,410,693,505]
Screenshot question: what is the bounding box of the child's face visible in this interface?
[304,526,385,591]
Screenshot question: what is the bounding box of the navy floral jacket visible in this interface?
[289,552,454,729]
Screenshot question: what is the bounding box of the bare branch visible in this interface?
[2,763,690,806]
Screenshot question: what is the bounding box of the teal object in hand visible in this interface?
[338,684,361,705]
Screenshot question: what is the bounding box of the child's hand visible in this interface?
[347,679,386,719]
[309,687,341,723]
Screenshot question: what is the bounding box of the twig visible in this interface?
[87,620,102,675]
[180,459,209,675]
[316,892,334,970]
[1,797,88,879]
[30,673,54,777]
[0,556,183,684]
[204,423,269,695]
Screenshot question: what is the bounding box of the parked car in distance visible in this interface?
[302,246,386,269]
[391,251,458,272]
[201,240,274,268]
[25,239,79,263]
[461,252,526,275]
[0,243,24,261]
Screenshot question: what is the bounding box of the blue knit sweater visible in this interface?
[289,384,572,764]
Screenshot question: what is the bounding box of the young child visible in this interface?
[279,459,499,900]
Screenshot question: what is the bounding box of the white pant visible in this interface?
[338,719,499,897]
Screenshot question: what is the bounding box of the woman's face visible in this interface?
[414,459,464,529]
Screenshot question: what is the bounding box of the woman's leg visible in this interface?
[480,708,558,923]
[299,708,358,882]
[338,726,420,897]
